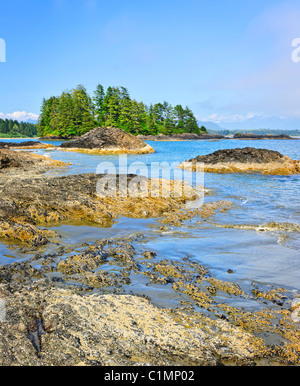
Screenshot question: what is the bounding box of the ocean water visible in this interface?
[1,138,299,303]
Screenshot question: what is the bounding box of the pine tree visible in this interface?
[93,84,105,125]
[72,85,95,135]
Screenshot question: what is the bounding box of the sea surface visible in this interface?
[1,138,299,308]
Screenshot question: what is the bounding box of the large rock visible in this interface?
[60,127,155,154]
[180,147,300,175]
[0,282,268,366]
[0,173,197,224]
[0,172,198,244]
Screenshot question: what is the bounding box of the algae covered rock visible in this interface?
[0,283,269,366]
[60,126,155,155]
[180,147,300,175]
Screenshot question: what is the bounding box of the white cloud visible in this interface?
[199,112,262,124]
[0,111,39,122]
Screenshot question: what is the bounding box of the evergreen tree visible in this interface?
[93,84,105,125]
[72,85,95,135]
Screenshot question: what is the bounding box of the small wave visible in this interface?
[277,234,300,251]
[211,221,300,233]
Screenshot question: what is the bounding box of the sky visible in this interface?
[1,0,300,128]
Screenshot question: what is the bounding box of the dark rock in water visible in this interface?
[180,147,300,175]
[234,133,293,140]
[172,133,225,140]
[0,141,54,149]
[188,147,287,164]
[0,141,37,148]
[197,133,225,140]
[39,135,66,140]
[60,127,155,154]
[143,251,157,259]
[137,133,225,141]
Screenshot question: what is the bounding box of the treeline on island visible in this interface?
[38,84,207,138]
[0,118,38,138]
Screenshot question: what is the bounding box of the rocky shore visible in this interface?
[0,146,202,245]
[1,231,300,366]
[180,147,300,175]
[0,147,300,366]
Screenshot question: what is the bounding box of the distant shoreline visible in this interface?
[0,137,39,140]
[137,133,298,141]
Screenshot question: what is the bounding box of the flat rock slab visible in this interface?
[0,283,265,366]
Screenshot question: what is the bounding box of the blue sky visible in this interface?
[1,0,300,128]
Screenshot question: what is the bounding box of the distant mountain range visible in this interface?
[198,116,300,132]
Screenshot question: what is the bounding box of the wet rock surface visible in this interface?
[0,232,300,366]
[0,172,198,246]
[0,149,68,246]
[0,148,65,173]
[181,147,300,175]
[60,127,155,154]
[0,220,60,246]
[0,283,245,366]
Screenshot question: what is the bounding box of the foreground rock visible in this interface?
[60,127,155,154]
[0,282,266,366]
[180,147,300,175]
[0,235,299,366]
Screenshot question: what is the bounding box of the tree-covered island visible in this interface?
[38,84,207,138]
